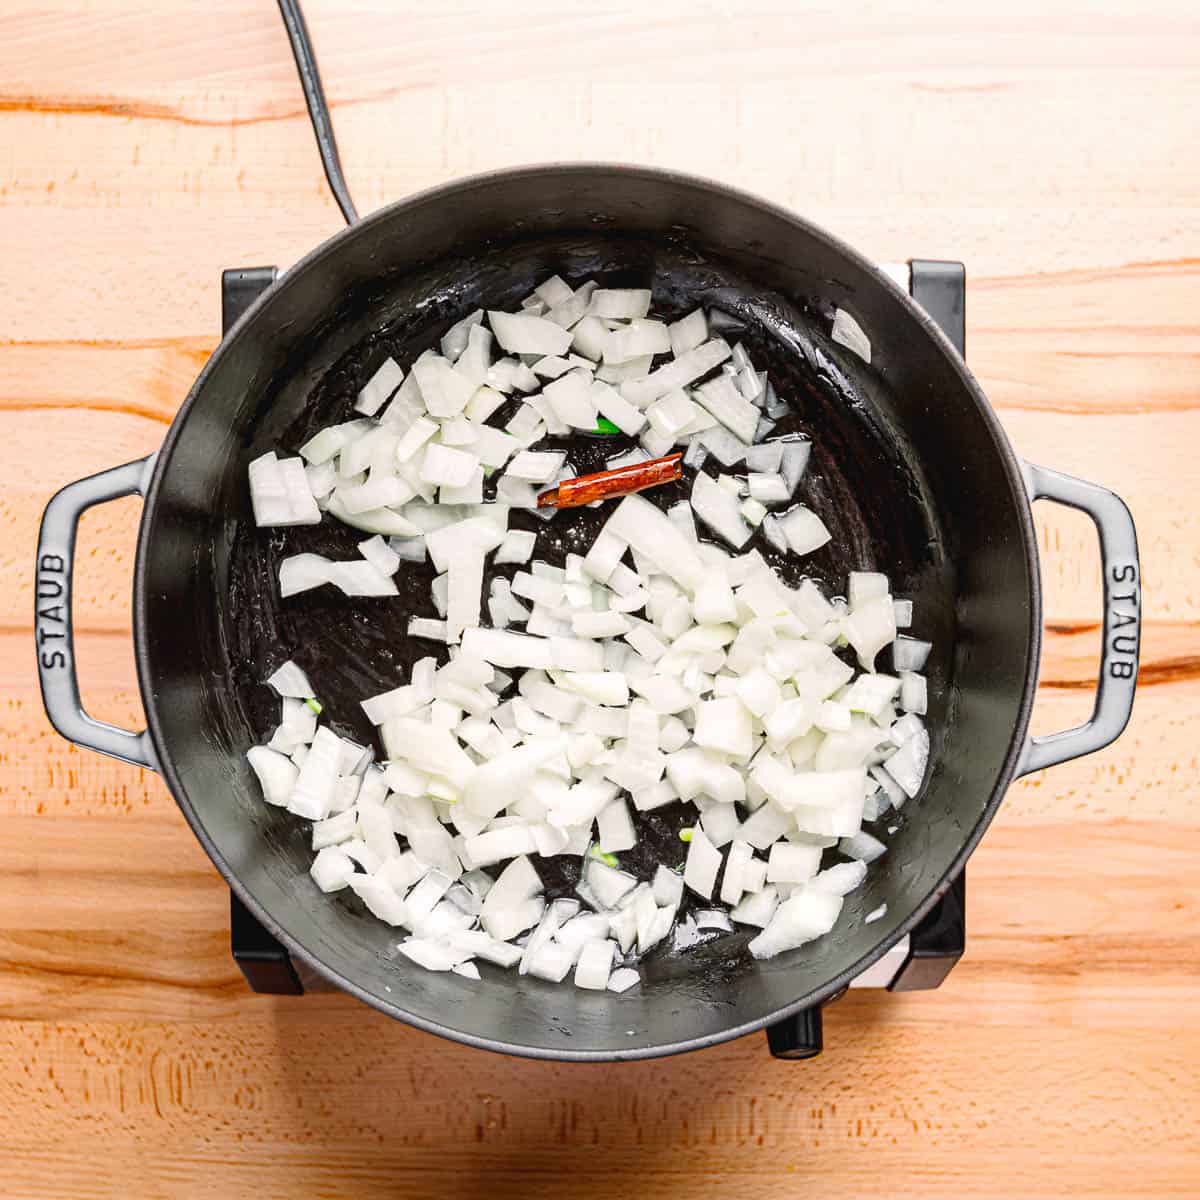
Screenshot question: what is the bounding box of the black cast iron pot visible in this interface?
[34,165,1141,1060]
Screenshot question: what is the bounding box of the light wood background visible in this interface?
[2,1,1198,1196]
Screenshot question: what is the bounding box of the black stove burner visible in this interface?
[222,259,968,1054]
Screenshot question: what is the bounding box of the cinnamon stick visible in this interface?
[536,452,683,509]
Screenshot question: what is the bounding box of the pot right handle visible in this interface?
[1018,462,1141,776]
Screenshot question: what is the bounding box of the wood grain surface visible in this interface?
[2,1,1198,1196]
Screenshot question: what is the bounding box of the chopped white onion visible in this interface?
[691,472,753,549]
[893,636,932,672]
[778,506,831,556]
[590,288,652,320]
[694,374,760,444]
[507,450,567,483]
[356,357,405,416]
[682,827,721,900]
[749,888,843,959]
[669,310,707,358]
[730,885,779,928]
[882,727,930,798]
[831,308,871,363]
[249,452,321,528]
[242,276,940,991]
[900,671,928,716]
[266,660,315,699]
[488,311,573,357]
[779,440,811,494]
[607,966,641,993]
[839,831,887,863]
[621,338,732,408]
[591,379,647,436]
[573,939,615,990]
[810,859,868,896]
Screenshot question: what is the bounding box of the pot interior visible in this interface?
[139,167,1036,1058]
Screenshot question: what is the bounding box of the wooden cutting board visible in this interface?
[2,1,1196,1195]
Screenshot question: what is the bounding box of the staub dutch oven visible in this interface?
[33,6,1140,1062]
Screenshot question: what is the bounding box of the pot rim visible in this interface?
[134,162,1040,1061]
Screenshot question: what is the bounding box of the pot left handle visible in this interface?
[35,456,159,771]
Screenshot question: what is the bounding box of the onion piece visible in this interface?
[419,444,479,488]
[692,697,753,759]
[730,885,779,928]
[766,842,822,884]
[249,452,321,528]
[691,472,753,549]
[621,338,732,408]
[669,309,707,358]
[247,745,299,807]
[494,529,536,565]
[882,727,930,798]
[574,939,616,990]
[694,374,760,444]
[608,967,641,993]
[324,491,422,537]
[748,473,790,504]
[740,497,767,527]
[267,660,315,699]
[646,390,699,440]
[746,442,783,472]
[849,572,889,607]
[440,309,485,362]
[324,559,399,598]
[299,421,369,465]
[287,727,343,821]
[585,859,638,909]
[718,839,751,906]
[778,506,831,556]
[699,801,739,848]
[310,846,355,892]
[900,671,928,716]
[533,276,573,308]
[411,357,474,418]
[507,450,567,483]
[604,494,705,592]
[605,318,670,364]
[893,636,932,673]
[591,379,647,436]
[831,308,871,363]
[543,369,598,431]
[779,439,811,494]
[810,859,868,896]
[839,831,887,863]
[488,311,573,356]
[844,594,897,671]
[651,864,685,910]
[683,827,721,900]
[696,426,751,467]
[358,535,400,576]
[748,888,843,959]
[356,357,405,416]
[589,288,652,320]
[694,909,734,933]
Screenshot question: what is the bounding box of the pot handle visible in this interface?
[1018,462,1140,776]
[35,456,159,771]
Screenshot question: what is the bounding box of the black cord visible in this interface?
[276,0,358,224]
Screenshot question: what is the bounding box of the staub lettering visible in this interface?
[36,552,69,670]
[1107,562,1139,680]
